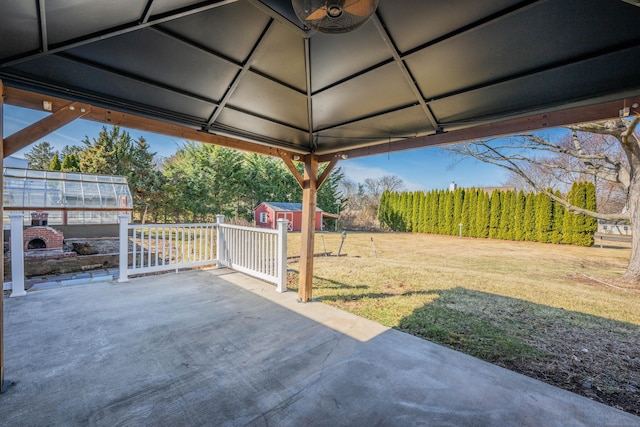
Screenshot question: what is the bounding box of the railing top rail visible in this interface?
[219,223,280,234]
[127,223,219,230]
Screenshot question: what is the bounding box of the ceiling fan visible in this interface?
[291,0,379,34]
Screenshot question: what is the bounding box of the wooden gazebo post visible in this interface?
[280,152,339,302]
[298,155,318,302]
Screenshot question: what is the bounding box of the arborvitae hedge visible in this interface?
[378,183,597,246]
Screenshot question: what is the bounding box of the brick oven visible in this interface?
[23,213,64,254]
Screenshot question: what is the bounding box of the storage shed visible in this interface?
[255,203,323,232]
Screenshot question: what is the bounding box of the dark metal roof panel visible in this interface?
[312,62,418,131]
[377,0,526,53]
[9,55,215,126]
[45,0,148,45]
[228,72,309,130]
[407,0,640,101]
[250,23,307,91]
[1,0,640,156]
[0,2,39,59]
[309,21,391,92]
[315,105,436,153]
[432,46,640,124]
[215,108,310,150]
[66,29,240,103]
[157,2,271,64]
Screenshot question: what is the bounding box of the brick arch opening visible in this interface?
[27,238,47,249]
[27,238,46,250]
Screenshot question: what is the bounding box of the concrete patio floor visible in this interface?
[1,269,638,426]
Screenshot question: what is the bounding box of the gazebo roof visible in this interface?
[2,0,640,160]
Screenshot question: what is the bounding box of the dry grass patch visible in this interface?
[286,232,640,414]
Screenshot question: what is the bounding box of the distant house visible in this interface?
[597,219,631,236]
[255,202,324,232]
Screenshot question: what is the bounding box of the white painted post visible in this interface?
[216,215,225,269]
[118,214,129,283]
[276,218,288,293]
[9,214,25,297]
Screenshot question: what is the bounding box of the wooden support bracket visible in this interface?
[3,101,91,157]
[279,151,305,189]
[317,157,339,189]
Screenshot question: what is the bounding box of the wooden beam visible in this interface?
[299,155,318,302]
[279,151,304,189]
[2,86,304,159]
[316,96,640,162]
[316,157,339,189]
[3,101,90,157]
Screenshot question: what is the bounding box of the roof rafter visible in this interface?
[372,13,440,131]
[207,19,276,127]
[37,0,48,54]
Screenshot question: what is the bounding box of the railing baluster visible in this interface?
[155,226,159,267]
[132,228,137,269]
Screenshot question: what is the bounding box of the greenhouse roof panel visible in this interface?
[2,167,133,211]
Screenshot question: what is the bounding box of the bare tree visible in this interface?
[447,117,640,282]
[340,175,405,230]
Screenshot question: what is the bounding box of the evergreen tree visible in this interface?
[404,192,414,232]
[467,188,478,238]
[398,192,409,231]
[489,190,502,239]
[417,192,427,233]
[513,190,526,241]
[452,188,464,236]
[536,191,553,243]
[411,192,420,232]
[378,190,390,229]
[572,182,598,246]
[49,153,62,171]
[583,182,598,245]
[425,190,438,234]
[61,153,81,171]
[461,189,471,237]
[523,192,537,241]
[476,191,490,238]
[443,190,455,235]
[437,190,447,234]
[499,190,514,240]
[563,184,578,244]
[24,141,57,170]
[549,189,564,244]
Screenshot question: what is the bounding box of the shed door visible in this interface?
[276,212,294,231]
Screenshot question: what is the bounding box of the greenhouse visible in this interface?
[3,167,133,226]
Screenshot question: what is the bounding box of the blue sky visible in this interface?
[3,104,568,191]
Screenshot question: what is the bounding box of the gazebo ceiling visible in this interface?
[2,0,640,158]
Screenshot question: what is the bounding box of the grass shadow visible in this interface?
[397,287,640,416]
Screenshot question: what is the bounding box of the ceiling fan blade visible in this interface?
[343,0,374,17]
[306,6,328,20]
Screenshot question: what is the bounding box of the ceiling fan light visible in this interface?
[292,0,379,34]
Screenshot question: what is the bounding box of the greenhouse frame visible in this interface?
[3,167,133,226]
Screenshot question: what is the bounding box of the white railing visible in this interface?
[118,215,288,292]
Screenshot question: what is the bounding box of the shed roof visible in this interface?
[2,0,640,159]
[261,202,322,212]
